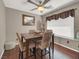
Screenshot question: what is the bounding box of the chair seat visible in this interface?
[35,40,50,49]
[20,42,35,52]
[36,43,48,50]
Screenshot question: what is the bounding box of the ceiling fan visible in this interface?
[27,0,52,13]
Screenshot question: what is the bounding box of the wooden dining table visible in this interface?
[21,32,54,59]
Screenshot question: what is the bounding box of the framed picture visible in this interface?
[22,14,35,26]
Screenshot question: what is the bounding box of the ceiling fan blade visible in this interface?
[42,0,50,5]
[39,1,42,4]
[44,5,52,9]
[27,0,38,6]
[30,8,37,11]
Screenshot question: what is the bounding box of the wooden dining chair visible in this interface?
[35,31,52,59]
[16,33,36,59]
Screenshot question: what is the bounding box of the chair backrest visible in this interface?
[46,30,53,42]
[16,33,24,51]
[46,30,52,33]
[29,30,35,34]
[40,30,52,49]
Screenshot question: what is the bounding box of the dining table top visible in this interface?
[21,32,43,40]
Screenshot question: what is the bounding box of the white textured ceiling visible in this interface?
[3,0,79,15]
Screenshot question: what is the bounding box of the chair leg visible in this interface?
[19,50,23,59]
[30,48,32,56]
[34,48,36,59]
[19,51,20,59]
[45,48,46,55]
[21,51,23,59]
[49,47,51,59]
[33,47,36,59]
[41,50,43,59]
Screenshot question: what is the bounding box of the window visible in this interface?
[47,16,74,39]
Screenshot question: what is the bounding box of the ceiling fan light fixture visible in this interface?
[37,6,44,12]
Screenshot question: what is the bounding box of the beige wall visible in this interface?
[44,2,79,39]
[5,8,42,43]
[0,0,6,56]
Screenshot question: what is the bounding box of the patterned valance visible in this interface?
[46,9,75,21]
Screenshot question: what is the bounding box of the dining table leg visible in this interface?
[25,40,29,59]
[52,34,54,59]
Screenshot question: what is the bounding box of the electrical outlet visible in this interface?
[67,40,69,44]
[78,44,79,48]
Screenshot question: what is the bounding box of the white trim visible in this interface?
[55,42,79,53]
[0,49,4,59]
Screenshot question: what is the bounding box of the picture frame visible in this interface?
[22,14,35,26]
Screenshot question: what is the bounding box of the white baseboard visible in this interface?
[0,49,4,59]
